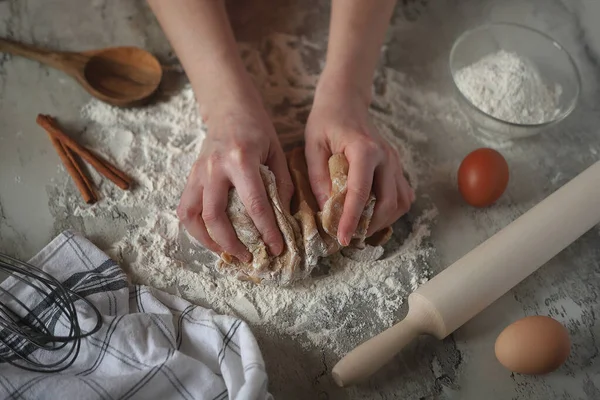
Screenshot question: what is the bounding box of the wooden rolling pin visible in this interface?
[332,161,600,387]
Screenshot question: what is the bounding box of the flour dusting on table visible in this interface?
[55,34,466,356]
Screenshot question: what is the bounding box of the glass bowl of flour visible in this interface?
[450,22,580,142]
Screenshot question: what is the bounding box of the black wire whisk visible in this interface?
[0,253,102,373]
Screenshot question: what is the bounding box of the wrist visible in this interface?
[191,64,262,122]
[314,67,372,109]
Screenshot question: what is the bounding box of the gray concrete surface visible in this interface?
[1,0,600,398]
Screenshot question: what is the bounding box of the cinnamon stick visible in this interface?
[62,142,98,204]
[48,134,97,204]
[94,154,132,186]
[36,114,133,190]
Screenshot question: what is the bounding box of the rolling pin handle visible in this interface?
[332,309,422,387]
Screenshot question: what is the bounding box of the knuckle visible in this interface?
[247,195,269,217]
[348,186,372,204]
[379,197,398,214]
[206,153,222,169]
[205,154,225,178]
[201,209,221,225]
[361,138,381,157]
[176,203,196,222]
[278,180,295,198]
[347,138,383,161]
[227,145,247,166]
[397,198,411,215]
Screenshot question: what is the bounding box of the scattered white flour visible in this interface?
[454,50,561,124]
[53,34,470,357]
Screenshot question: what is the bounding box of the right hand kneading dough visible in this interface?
[216,148,393,285]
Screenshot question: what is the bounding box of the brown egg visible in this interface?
[495,316,570,375]
[458,148,509,207]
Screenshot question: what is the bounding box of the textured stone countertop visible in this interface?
[1,0,599,398]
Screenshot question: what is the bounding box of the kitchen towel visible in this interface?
[0,230,272,400]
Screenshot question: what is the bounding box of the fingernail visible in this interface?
[339,234,349,246]
[269,243,283,256]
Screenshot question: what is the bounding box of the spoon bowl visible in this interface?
[0,38,163,107]
[82,47,163,107]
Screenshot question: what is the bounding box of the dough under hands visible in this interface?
[216,148,393,285]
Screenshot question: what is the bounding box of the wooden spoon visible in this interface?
[0,38,163,107]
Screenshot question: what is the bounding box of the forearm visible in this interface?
[147,0,258,118]
[320,0,397,103]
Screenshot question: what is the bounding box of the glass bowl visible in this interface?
[449,23,581,142]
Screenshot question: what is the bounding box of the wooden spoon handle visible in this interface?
[0,38,79,74]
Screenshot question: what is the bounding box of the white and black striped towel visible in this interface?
[0,231,273,400]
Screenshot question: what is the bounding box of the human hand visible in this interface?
[305,78,414,246]
[177,93,293,263]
